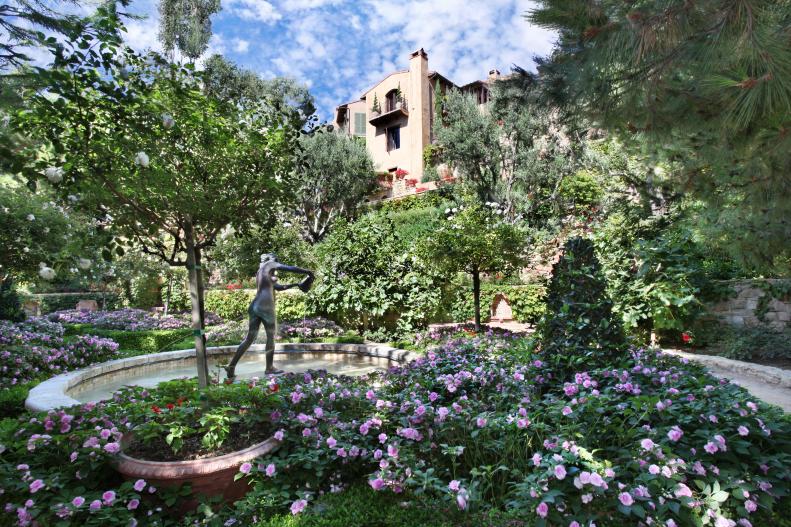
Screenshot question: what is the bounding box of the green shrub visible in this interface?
[255,485,498,527]
[0,278,25,322]
[690,320,791,362]
[66,326,194,353]
[446,283,546,324]
[0,383,35,419]
[205,289,255,320]
[537,237,627,378]
[205,289,311,322]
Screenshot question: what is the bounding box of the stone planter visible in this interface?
[115,433,280,507]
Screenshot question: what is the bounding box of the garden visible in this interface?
[1,0,790,525]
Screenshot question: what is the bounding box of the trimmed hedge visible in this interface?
[446,283,546,324]
[0,383,36,419]
[205,289,310,321]
[26,292,122,314]
[65,325,194,353]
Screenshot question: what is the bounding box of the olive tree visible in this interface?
[8,9,301,386]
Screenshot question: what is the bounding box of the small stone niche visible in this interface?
[490,293,513,322]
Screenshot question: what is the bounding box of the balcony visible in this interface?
[369,106,409,128]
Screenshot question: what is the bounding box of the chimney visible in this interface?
[408,48,429,181]
[488,69,501,80]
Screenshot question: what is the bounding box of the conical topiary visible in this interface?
[537,237,626,379]
[0,278,25,322]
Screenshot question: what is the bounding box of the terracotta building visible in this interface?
[334,48,499,199]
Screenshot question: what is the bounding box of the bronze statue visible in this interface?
[224,253,314,380]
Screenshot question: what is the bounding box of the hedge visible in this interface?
[205,289,310,321]
[446,283,547,324]
[65,325,194,353]
[26,292,122,314]
[0,383,36,419]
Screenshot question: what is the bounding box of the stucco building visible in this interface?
[334,48,499,198]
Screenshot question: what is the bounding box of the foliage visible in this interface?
[526,0,791,273]
[278,317,344,340]
[0,382,34,419]
[25,291,122,314]
[0,278,25,322]
[50,308,207,331]
[537,237,627,378]
[158,0,220,61]
[446,283,546,325]
[690,320,791,362]
[419,200,527,330]
[367,188,451,214]
[293,131,376,243]
[593,206,721,339]
[0,317,119,387]
[204,289,309,322]
[208,223,316,284]
[311,213,445,336]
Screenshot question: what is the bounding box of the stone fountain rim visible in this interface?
[25,342,414,412]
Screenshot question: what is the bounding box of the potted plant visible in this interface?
[394,168,409,180]
[370,94,381,117]
[395,84,404,110]
[114,382,282,508]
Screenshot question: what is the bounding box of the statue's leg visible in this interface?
[224,316,262,380]
[264,320,282,374]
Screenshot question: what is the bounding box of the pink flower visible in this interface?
[274,430,285,441]
[89,500,101,511]
[618,492,634,506]
[675,483,693,498]
[449,480,461,492]
[562,406,572,416]
[290,499,308,515]
[387,444,399,458]
[738,426,749,436]
[133,479,146,492]
[640,438,655,450]
[71,496,85,507]
[517,418,530,428]
[378,433,388,444]
[554,465,567,480]
[667,426,683,442]
[103,442,120,454]
[313,407,324,418]
[327,437,337,448]
[704,441,719,454]
[239,462,252,474]
[745,500,757,513]
[127,499,139,510]
[29,479,44,493]
[536,502,549,518]
[369,478,385,491]
[476,417,487,428]
[456,492,467,510]
[265,463,276,477]
[102,490,115,505]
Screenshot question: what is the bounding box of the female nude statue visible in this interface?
[224,253,314,380]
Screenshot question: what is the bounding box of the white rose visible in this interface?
[134,151,150,168]
[38,263,56,281]
[77,258,92,270]
[45,166,64,183]
[67,194,79,203]
[27,214,35,221]
[162,114,175,129]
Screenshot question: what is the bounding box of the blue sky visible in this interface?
[122,0,557,121]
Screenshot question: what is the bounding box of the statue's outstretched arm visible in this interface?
[273,263,314,292]
[274,263,313,276]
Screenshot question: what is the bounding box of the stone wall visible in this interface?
[707,279,791,329]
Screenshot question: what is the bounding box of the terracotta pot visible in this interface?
[115,434,280,508]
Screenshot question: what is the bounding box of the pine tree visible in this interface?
[526,0,791,273]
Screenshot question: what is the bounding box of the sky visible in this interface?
[118,0,557,121]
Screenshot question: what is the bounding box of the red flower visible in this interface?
[176,397,185,406]
[166,403,175,410]
[270,383,280,393]
[681,332,692,344]
[151,405,161,414]
[394,168,409,179]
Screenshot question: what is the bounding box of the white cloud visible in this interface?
[225,0,281,23]
[233,39,250,53]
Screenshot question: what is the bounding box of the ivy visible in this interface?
[754,280,791,323]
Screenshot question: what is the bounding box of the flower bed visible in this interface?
[1,335,788,526]
[207,317,347,345]
[50,308,222,332]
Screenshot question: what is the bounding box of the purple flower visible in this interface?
[29,479,44,493]
[667,426,683,442]
[239,462,252,474]
[554,464,567,480]
[675,483,693,498]
[103,442,120,454]
[369,478,385,491]
[133,479,146,492]
[265,463,276,477]
[640,438,655,450]
[89,500,101,511]
[449,480,461,492]
[536,502,548,518]
[619,492,634,506]
[704,441,719,454]
[71,496,85,507]
[290,499,308,515]
[476,416,487,428]
[127,499,139,510]
[562,406,572,416]
[326,437,337,448]
[102,490,115,505]
[738,426,749,436]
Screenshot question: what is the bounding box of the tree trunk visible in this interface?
[472,268,481,332]
[184,217,209,387]
[163,273,173,316]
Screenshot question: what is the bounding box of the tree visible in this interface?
[526,0,791,273]
[536,237,627,380]
[158,0,220,61]
[293,132,376,243]
[8,9,302,386]
[419,200,527,331]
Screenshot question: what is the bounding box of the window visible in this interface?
[385,89,399,112]
[353,113,366,136]
[386,126,400,151]
[477,87,489,105]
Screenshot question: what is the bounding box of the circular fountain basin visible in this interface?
[25,343,415,412]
